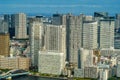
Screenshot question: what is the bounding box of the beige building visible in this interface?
[0,56,30,70]
[0,33,9,56]
[12,13,27,39]
[18,57,30,70]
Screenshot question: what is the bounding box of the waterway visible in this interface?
[12,75,67,80]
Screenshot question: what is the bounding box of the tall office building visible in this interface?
[99,20,115,49]
[30,21,43,66]
[0,33,9,56]
[83,21,98,49]
[94,12,108,18]
[0,20,8,33]
[67,15,83,68]
[115,14,120,29]
[114,14,120,49]
[4,14,10,28]
[52,14,66,25]
[12,13,27,39]
[11,14,15,28]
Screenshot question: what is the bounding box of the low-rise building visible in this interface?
[38,51,65,75]
[0,56,30,70]
[74,69,84,78]
[18,57,30,70]
[117,56,120,77]
[84,67,99,79]
[99,69,109,80]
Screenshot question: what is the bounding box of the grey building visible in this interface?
[30,21,43,66]
[67,14,83,68]
[115,14,120,29]
[0,20,8,33]
[52,14,67,25]
[11,13,27,39]
[99,20,115,49]
[4,14,10,29]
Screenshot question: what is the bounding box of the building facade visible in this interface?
[44,24,66,54]
[0,56,30,70]
[52,14,66,25]
[116,14,120,29]
[38,52,65,75]
[83,21,98,49]
[80,48,93,69]
[99,20,115,49]
[67,15,83,68]
[0,20,8,33]
[12,13,27,39]
[30,21,43,66]
[0,33,9,56]
[38,24,66,75]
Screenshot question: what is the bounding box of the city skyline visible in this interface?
[0,0,120,15]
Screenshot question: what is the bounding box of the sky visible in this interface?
[0,0,120,15]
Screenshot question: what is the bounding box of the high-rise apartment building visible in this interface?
[99,20,115,49]
[0,33,9,56]
[12,13,27,39]
[38,24,66,75]
[83,21,98,49]
[67,15,83,68]
[30,21,43,66]
[44,24,66,54]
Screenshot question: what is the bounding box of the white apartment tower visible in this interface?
[14,13,27,39]
[83,21,98,49]
[68,15,83,68]
[44,24,66,54]
[99,20,115,49]
[30,21,43,66]
[38,24,66,75]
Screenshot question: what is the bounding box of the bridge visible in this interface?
[0,69,29,79]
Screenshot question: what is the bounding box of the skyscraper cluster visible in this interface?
[1,12,120,79]
[27,12,116,78]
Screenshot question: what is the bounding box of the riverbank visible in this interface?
[29,71,68,80]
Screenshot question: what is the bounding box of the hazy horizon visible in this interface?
[0,0,120,15]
